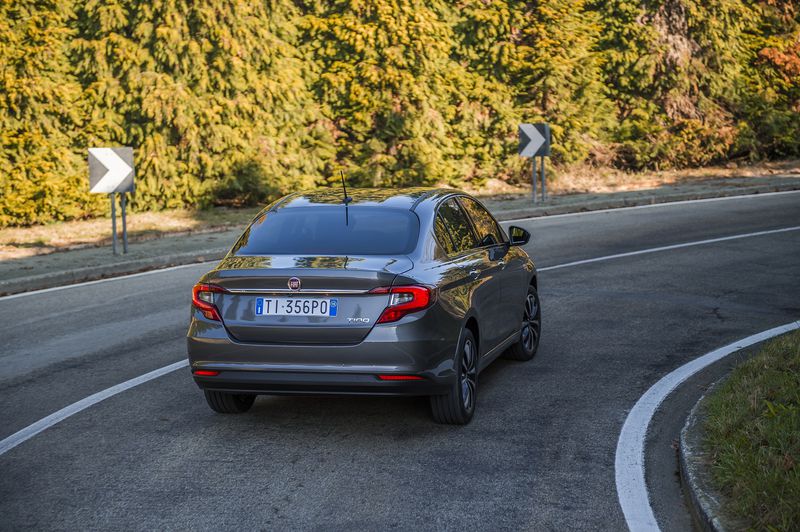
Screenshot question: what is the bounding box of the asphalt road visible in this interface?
[1,192,799,530]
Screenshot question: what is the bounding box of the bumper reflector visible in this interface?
[377,374,424,381]
[193,370,220,377]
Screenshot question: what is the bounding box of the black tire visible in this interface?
[203,390,256,414]
[430,329,478,425]
[503,285,541,361]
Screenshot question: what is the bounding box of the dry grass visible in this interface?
[549,158,800,195]
[466,158,800,198]
[0,207,260,260]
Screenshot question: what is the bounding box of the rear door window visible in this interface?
[434,212,457,255]
[459,197,505,246]
[437,198,478,254]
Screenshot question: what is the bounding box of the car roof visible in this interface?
[272,187,462,212]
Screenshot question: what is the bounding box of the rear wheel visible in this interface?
[503,286,541,361]
[430,329,477,425]
[203,390,256,414]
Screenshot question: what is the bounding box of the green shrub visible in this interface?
[210,160,277,208]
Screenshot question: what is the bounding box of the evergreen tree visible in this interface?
[592,0,665,168]
[1,0,799,226]
[509,0,614,164]
[0,0,97,226]
[643,0,747,167]
[298,0,517,188]
[735,0,800,158]
[71,0,334,210]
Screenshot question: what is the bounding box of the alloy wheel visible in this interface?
[521,292,541,353]
[460,338,477,411]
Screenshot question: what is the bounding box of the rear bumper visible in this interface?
[187,305,462,397]
[192,369,449,396]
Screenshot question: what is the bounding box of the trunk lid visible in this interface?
[204,255,412,345]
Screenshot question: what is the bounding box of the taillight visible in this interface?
[377,374,425,381]
[369,285,436,324]
[193,370,220,377]
[191,283,226,321]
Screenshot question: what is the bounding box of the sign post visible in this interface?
[121,194,128,253]
[541,151,547,200]
[88,147,135,255]
[110,194,117,254]
[518,123,551,203]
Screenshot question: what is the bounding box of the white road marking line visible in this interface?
[538,226,800,272]
[0,224,797,460]
[614,321,800,532]
[0,260,217,302]
[0,360,188,457]
[500,189,800,225]
[4,189,798,302]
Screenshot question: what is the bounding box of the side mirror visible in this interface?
[508,225,530,246]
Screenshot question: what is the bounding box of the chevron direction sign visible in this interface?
[518,123,551,157]
[88,147,135,194]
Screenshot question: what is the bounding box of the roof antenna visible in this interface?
[340,170,352,225]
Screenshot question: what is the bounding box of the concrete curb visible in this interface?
[492,182,800,221]
[0,247,228,296]
[680,381,753,532]
[679,386,729,532]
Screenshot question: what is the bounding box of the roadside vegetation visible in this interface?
[2,1,799,228]
[2,159,798,260]
[703,330,800,530]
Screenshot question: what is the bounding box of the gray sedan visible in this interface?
[187,188,540,424]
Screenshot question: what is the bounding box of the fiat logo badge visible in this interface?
[288,277,301,291]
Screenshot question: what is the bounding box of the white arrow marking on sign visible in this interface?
[89,148,133,193]
[520,124,546,157]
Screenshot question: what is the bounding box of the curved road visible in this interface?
[1,192,799,530]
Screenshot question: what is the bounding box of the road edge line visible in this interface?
[0,260,218,302]
[614,321,800,531]
[538,226,800,272]
[0,360,189,457]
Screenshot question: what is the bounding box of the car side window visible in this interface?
[459,197,505,246]
[434,212,457,255]
[437,198,478,254]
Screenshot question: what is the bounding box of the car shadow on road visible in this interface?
[232,354,521,435]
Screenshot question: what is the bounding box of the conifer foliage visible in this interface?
[298,0,517,188]
[0,1,93,226]
[1,0,799,226]
[71,0,332,209]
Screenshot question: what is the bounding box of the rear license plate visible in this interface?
[255,297,338,317]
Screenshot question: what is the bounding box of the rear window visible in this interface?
[231,206,420,256]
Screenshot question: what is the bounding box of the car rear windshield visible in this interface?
[231,206,420,256]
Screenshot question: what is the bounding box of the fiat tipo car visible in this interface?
[187,188,540,424]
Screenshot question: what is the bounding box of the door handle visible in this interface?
[469,269,481,279]
[497,260,506,268]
